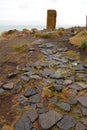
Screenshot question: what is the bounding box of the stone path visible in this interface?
[0,37,87,130]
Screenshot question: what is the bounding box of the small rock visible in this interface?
[67,97,78,105]
[57,115,76,130]
[56,102,70,112]
[75,122,87,130]
[38,108,49,114]
[49,85,62,92]
[3,82,14,90]
[48,96,58,103]
[21,75,29,82]
[39,110,63,129]
[28,94,41,103]
[24,88,37,98]
[64,79,73,85]
[28,48,35,51]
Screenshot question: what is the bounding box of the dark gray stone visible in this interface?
[74,64,84,71]
[77,94,87,107]
[26,110,38,122]
[38,108,49,114]
[75,122,87,130]
[14,112,33,130]
[56,102,70,112]
[49,85,62,92]
[25,66,31,72]
[57,115,76,130]
[67,83,81,91]
[82,107,87,116]
[67,97,78,105]
[24,88,37,98]
[39,110,63,129]
[28,94,41,103]
[22,75,30,82]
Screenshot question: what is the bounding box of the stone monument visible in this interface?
[46,10,57,30]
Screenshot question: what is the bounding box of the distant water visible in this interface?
[0,24,76,34]
[0,25,45,33]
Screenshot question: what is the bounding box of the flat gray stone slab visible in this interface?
[67,97,78,105]
[39,110,63,129]
[76,82,87,89]
[24,88,37,98]
[67,83,81,91]
[14,112,33,130]
[26,110,38,122]
[56,103,70,112]
[75,122,87,130]
[77,95,87,107]
[57,115,76,130]
[28,93,41,103]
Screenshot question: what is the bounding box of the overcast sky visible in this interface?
[0,0,87,26]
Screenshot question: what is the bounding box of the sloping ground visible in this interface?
[70,29,87,47]
[0,30,87,130]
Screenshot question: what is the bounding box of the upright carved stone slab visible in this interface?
[46,10,57,30]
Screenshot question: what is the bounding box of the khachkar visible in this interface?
[46,10,57,30]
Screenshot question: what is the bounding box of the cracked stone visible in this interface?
[39,110,63,129]
[57,115,76,130]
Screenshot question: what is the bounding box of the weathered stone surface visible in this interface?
[21,75,29,82]
[39,110,63,129]
[64,79,73,85]
[57,115,76,130]
[81,118,87,126]
[56,103,70,112]
[14,112,33,130]
[77,95,87,107]
[24,88,37,98]
[82,107,87,116]
[26,110,38,122]
[67,83,81,91]
[48,96,58,103]
[38,108,49,114]
[67,97,78,105]
[13,82,23,94]
[0,88,5,96]
[3,82,14,90]
[76,82,87,89]
[46,10,57,29]
[49,85,62,92]
[75,122,87,130]
[28,94,41,103]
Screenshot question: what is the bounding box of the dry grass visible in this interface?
[70,29,87,47]
[65,50,80,60]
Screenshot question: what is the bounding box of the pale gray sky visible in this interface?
[0,0,87,26]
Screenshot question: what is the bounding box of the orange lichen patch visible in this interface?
[70,29,87,47]
[76,90,86,97]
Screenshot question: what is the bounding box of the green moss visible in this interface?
[80,39,87,49]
